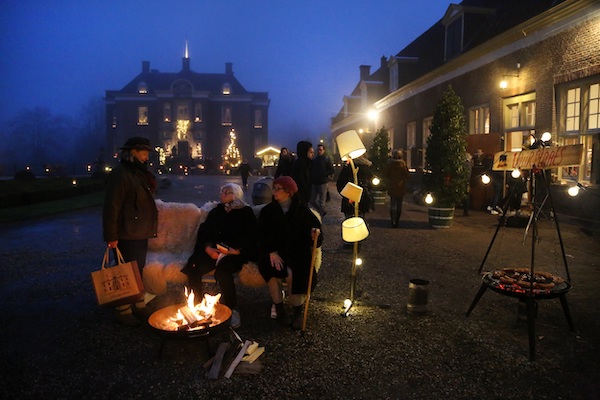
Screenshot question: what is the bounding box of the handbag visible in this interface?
[91,247,145,307]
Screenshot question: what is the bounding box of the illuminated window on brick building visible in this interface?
[194,103,202,123]
[163,103,171,123]
[137,107,148,125]
[469,106,490,134]
[222,106,232,126]
[588,84,599,130]
[566,88,580,132]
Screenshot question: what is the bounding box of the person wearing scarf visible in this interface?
[103,137,159,326]
[181,183,257,328]
[257,176,323,330]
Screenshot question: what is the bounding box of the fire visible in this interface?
[173,289,221,324]
[155,290,222,331]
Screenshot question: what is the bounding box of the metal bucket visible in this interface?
[407,278,429,315]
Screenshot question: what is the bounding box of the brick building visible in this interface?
[105,48,269,172]
[331,0,600,225]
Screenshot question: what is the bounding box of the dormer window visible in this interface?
[222,83,231,95]
[138,82,148,94]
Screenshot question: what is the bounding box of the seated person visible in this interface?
[257,176,323,330]
[181,183,257,328]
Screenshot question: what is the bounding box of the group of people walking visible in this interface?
[103,137,323,330]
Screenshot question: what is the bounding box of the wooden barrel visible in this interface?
[428,206,454,228]
[372,190,386,205]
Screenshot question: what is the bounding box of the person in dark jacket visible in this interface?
[238,159,252,190]
[383,150,409,228]
[309,143,334,216]
[274,147,294,178]
[103,136,159,326]
[291,141,314,204]
[257,176,323,330]
[336,155,374,218]
[181,183,257,329]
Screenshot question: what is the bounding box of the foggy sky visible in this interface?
[0,0,450,148]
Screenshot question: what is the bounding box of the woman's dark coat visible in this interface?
[258,196,323,294]
[103,160,158,242]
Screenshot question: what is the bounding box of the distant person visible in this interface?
[238,159,252,190]
[274,147,294,178]
[291,141,314,204]
[103,136,158,326]
[383,149,409,228]
[181,183,257,329]
[309,143,334,217]
[257,176,323,329]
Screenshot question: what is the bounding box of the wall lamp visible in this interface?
[499,63,521,89]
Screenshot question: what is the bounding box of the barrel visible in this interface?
[372,190,386,205]
[428,206,454,228]
[407,278,430,315]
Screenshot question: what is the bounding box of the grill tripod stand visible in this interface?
[466,167,574,361]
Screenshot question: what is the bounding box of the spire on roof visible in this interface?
[184,36,189,59]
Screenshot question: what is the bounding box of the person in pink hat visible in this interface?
[257,176,322,330]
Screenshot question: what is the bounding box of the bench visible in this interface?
[143,199,321,297]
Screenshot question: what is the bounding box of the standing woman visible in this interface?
[257,176,323,330]
[383,149,409,228]
[103,137,158,326]
[181,183,257,329]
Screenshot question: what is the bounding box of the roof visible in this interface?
[107,62,268,99]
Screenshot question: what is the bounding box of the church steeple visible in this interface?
[182,37,190,72]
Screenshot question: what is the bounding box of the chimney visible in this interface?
[360,65,371,81]
[142,61,150,73]
[225,62,233,75]
[182,57,190,72]
[380,56,387,69]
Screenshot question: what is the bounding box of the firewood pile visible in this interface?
[203,333,265,379]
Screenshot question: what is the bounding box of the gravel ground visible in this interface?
[1,174,599,400]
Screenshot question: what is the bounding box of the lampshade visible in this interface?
[336,130,366,161]
[340,182,363,203]
[342,217,369,242]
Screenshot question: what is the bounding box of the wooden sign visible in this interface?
[493,144,583,171]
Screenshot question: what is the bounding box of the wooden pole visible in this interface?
[301,230,320,333]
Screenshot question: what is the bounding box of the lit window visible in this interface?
[566,88,580,132]
[469,106,490,134]
[137,107,148,125]
[194,103,202,123]
[177,104,189,120]
[588,84,599,130]
[138,82,148,94]
[222,83,231,95]
[163,103,171,123]
[254,109,263,128]
[507,104,519,128]
[524,101,536,127]
[222,106,232,126]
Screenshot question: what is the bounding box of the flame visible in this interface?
[168,289,222,329]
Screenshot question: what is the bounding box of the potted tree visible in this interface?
[423,85,469,228]
[368,126,391,206]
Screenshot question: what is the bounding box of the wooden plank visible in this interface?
[242,346,264,363]
[234,360,263,375]
[206,342,230,380]
[224,340,251,379]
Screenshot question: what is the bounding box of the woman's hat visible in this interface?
[121,137,153,151]
[273,176,298,195]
